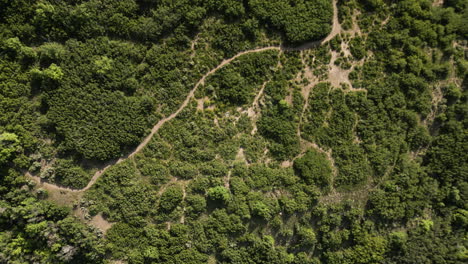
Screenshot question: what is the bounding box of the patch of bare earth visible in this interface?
[326,9,368,94]
[235,147,248,164]
[90,213,114,233]
[224,170,232,189]
[432,0,444,7]
[248,81,268,135]
[111,260,127,264]
[190,34,199,59]
[281,160,292,168]
[328,51,352,89]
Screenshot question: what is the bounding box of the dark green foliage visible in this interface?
[85,160,156,224]
[47,84,149,160]
[425,92,467,187]
[143,139,173,160]
[170,161,198,179]
[54,158,90,189]
[302,82,332,140]
[258,104,300,160]
[186,194,206,217]
[249,0,333,44]
[349,36,366,59]
[206,50,279,105]
[136,157,171,185]
[293,149,332,188]
[159,185,183,212]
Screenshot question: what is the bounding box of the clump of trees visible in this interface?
[294,149,332,188]
[249,0,333,44]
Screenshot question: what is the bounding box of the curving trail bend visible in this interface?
[29,47,281,193]
[28,0,340,194]
[282,0,340,51]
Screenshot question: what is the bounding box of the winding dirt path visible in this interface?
[281,0,341,51]
[28,0,342,197]
[248,81,269,135]
[29,46,282,194]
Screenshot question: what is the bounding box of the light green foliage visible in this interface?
[251,201,272,220]
[94,56,113,74]
[39,42,66,62]
[0,194,104,263]
[43,63,64,81]
[207,186,230,203]
[345,234,387,263]
[0,132,19,164]
[420,219,434,232]
[3,37,23,52]
[296,225,317,248]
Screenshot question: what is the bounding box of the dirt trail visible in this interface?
[29,46,281,194]
[28,0,341,193]
[190,34,199,58]
[90,213,114,233]
[248,81,269,135]
[282,0,341,51]
[27,0,344,209]
[129,46,281,159]
[297,65,319,138]
[157,177,178,196]
[224,170,232,189]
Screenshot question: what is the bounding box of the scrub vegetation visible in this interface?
[0,0,466,263]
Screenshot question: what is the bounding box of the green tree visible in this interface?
[293,149,332,188]
[0,132,20,164]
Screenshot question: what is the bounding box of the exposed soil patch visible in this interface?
[248,81,268,135]
[224,170,232,189]
[235,147,248,164]
[329,51,353,88]
[433,0,444,7]
[90,213,114,233]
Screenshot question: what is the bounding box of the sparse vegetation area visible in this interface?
[1,0,466,263]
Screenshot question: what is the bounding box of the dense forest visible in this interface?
[0,0,467,263]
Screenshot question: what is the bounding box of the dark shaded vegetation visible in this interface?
[294,150,332,188]
[250,0,333,44]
